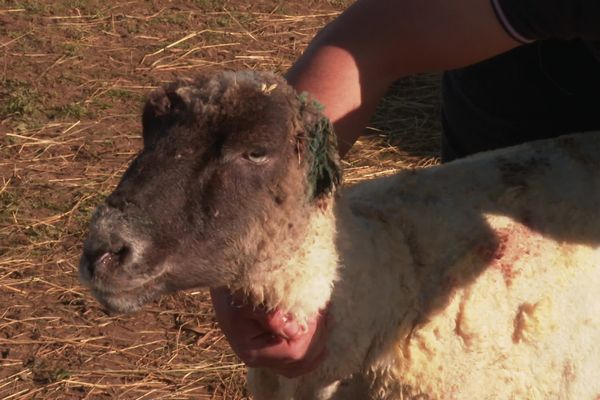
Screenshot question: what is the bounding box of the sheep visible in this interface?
[79,70,600,400]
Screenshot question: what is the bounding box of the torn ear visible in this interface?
[142,87,173,149]
[147,87,172,116]
[141,81,195,149]
[297,94,342,203]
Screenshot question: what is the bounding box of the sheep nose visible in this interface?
[82,242,130,279]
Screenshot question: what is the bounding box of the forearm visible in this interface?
[286,0,520,157]
[287,44,387,157]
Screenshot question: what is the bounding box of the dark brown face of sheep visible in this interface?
[79,72,340,313]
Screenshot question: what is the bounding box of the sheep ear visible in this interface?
[146,87,172,116]
[299,95,342,202]
[141,81,198,149]
[142,87,174,149]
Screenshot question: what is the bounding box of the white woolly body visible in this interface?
[246,132,600,400]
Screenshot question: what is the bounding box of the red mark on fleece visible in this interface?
[479,223,543,286]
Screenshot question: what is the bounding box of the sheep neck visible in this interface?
[233,202,340,323]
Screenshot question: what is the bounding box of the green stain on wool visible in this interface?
[299,96,341,201]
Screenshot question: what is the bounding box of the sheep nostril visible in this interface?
[98,251,118,269]
[86,246,130,278]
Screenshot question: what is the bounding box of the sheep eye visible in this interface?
[245,150,269,164]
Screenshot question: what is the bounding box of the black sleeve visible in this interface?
[492,0,600,42]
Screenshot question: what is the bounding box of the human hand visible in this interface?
[210,287,330,378]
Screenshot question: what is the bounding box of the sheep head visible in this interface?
[79,71,341,316]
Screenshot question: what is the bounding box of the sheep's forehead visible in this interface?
[170,79,297,149]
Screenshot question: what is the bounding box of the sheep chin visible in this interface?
[85,262,172,314]
[91,280,166,314]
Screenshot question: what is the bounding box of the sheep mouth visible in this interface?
[79,258,170,314]
[88,278,166,314]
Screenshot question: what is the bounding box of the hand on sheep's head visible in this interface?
[211,287,330,378]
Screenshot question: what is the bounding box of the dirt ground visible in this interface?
[0,1,441,399]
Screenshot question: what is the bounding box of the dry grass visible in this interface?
[0,1,440,398]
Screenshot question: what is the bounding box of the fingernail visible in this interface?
[282,326,298,338]
[282,320,300,338]
[297,323,308,334]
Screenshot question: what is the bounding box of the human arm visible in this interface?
[286,0,520,157]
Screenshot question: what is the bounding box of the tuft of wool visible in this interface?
[300,96,341,201]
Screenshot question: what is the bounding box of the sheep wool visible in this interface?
[249,132,600,400]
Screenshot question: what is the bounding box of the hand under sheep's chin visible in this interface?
[211,287,330,378]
